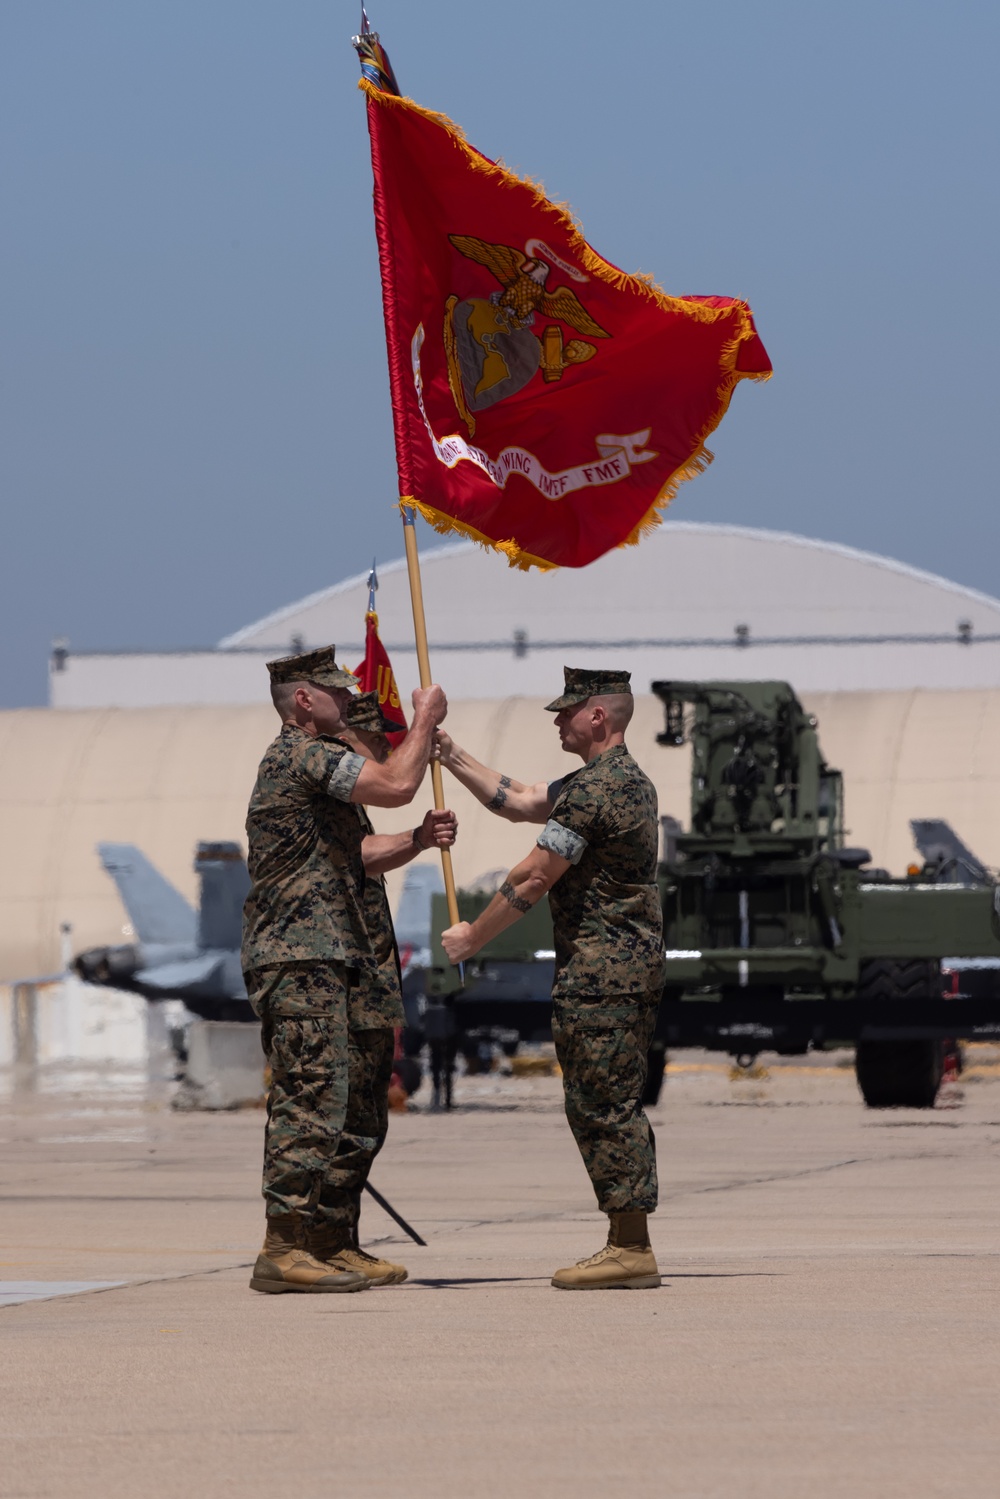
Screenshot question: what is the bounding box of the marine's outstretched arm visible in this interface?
[352,686,447,809]
[362,809,458,876]
[435,730,552,824]
[441,843,570,963]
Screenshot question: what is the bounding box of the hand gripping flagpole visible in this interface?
[354,13,462,942]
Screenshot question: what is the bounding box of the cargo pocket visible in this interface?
[267,1016,350,1145]
[556,997,644,1035]
[552,998,648,1127]
[245,964,288,1019]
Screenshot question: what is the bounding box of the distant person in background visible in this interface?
[326,690,457,1281]
[242,647,448,1294]
[437,667,665,1291]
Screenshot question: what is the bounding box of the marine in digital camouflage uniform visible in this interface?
[242,649,450,1294]
[437,667,665,1291]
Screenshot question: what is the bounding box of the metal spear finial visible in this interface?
[352,9,401,95]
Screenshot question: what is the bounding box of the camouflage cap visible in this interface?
[344,690,396,736]
[544,666,633,712]
[266,645,358,690]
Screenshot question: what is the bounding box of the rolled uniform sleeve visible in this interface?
[326,751,365,801]
[292,739,365,803]
[538,818,588,865]
[538,771,605,866]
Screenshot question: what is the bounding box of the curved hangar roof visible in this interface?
[221,523,1000,696]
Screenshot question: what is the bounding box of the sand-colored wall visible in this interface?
[2,691,999,980]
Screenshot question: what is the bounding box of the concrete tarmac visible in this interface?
[2,1052,1000,1499]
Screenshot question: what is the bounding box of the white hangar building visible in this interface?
[50,522,1000,708]
[4,521,1000,981]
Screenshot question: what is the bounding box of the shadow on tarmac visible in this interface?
[409,1275,550,1287]
[405,1271,783,1288]
[662,1271,784,1278]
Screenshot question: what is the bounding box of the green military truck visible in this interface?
[422,679,1000,1109]
[651,679,1000,1107]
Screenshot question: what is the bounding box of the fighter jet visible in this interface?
[75,842,253,1021]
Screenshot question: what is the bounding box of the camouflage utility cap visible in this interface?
[545,667,633,712]
[345,690,396,736]
[267,645,357,691]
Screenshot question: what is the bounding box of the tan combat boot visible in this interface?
[325,1245,409,1286]
[308,1226,408,1287]
[250,1219,370,1294]
[551,1211,661,1291]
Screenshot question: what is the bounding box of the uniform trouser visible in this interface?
[551,991,660,1214]
[248,963,395,1240]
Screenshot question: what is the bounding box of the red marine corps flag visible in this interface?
[354,562,408,748]
[354,17,771,572]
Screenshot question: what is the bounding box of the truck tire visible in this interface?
[855,1040,944,1108]
[854,958,944,1108]
[856,957,941,1005]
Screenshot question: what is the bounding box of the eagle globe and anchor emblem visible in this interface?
[443,235,610,437]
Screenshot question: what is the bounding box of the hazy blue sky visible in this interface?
[2,1,996,706]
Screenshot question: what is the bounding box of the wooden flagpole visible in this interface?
[352,21,461,935]
[401,506,461,929]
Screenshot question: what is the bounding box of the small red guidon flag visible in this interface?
[356,29,771,572]
[355,610,407,748]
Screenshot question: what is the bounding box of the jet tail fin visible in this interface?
[196,842,251,951]
[909,819,990,886]
[97,844,198,947]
